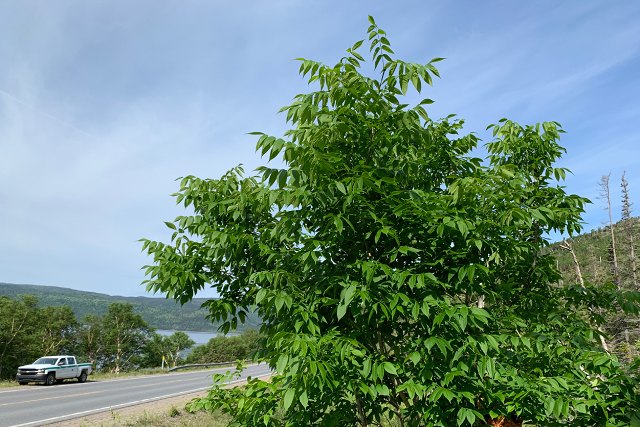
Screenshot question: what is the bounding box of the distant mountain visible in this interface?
[0,282,261,332]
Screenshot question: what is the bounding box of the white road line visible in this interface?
[8,375,271,427]
[8,387,211,427]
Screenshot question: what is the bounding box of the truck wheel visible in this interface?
[78,371,87,383]
[45,373,55,386]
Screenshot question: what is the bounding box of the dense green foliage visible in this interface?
[144,331,196,368]
[143,18,639,426]
[0,295,76,379]
[186,329,262,364]
[0,282,260,332]
[99,302,154,373]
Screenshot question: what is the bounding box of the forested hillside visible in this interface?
[551,217,639,289]
[0,283,260,332]
[548,216,640,360]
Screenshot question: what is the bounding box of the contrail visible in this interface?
[0,88,99,140]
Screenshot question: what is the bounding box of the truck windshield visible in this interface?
[33,358,58,365]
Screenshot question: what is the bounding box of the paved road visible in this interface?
[0,364,270,427]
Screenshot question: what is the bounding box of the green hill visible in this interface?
[0,282,261,332]
[546,216,640,361]
[548,217,640,288]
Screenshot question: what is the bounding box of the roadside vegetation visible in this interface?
[0,296,263,381]
[186,329,262,364]
[75,407,231,427]
[118,410,229,427]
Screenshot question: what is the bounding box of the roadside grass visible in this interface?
[0,379,17,388]
[79,407,231,427]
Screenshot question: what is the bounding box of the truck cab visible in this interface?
[16,355,92,385]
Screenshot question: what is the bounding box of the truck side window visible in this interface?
[58,358,66,366]
[68,357,75,365]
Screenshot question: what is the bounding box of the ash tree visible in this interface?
[142,17,639,426]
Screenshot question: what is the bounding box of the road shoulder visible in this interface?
[45,390,208,427]
[44,374,270,427]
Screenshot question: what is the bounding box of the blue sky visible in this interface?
[1,1,639,297]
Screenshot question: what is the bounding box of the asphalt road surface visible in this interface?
[0,364,270,427]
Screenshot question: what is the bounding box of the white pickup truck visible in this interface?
[16,355,92,385]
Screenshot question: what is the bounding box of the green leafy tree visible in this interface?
[0,295,39,379]
[35,305,78,355]
[141,332,166,368]
[76,314,105,366]
[0,296,82,378]
[143,17,639,426]
[101,302,152,373]
[186,329,262,364]
[143,331,195,368]
[165,331,195,367]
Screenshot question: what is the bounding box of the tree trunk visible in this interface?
[631,231,638,290]
[355,393,369,427]
[561,239,610,352]
[621,172,638,288]
[487,417,523,427]
[600,174,620,287]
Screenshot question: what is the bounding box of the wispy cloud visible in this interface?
[0,88,99,140]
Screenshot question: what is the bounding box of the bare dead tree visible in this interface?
[599,173,620,288]
[560,238,609,352]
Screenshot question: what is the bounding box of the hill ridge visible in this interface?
[0,282,260,332]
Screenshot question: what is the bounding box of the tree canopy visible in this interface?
[142,17,639,426]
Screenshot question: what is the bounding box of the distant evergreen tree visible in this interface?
[599,173,620,287]
[621,172,638,289]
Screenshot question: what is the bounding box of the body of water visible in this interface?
[156,329,221,345]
